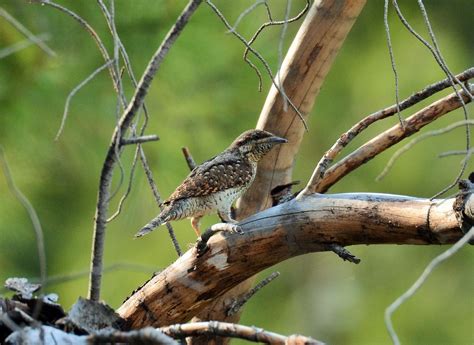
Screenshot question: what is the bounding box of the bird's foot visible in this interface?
[196,223,243,257]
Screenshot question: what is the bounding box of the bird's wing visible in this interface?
[165,154,254,203]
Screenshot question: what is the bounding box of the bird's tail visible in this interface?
[134,213,169,238]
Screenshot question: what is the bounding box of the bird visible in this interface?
[135,129,287,238]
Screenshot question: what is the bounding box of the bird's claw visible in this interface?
[196,223,243,257]
[210,222,243,234]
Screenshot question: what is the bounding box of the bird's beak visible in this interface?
[267,136,288,144]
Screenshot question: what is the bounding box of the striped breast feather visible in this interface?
[165,155,254,203]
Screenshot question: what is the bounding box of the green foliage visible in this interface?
[0,1,472,344]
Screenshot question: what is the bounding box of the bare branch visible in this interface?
[227,0,266,33]
[121,135,160,146]
[182,147,197,170]
[118,192,462,328]
[383,0,403,126]
[0,147,47,287]
[0,33,50,59]
[302,67,474,195]
[243,0,309,93]
[161,321,322,345]
[385,226,474,345]
[377,120,474,182]
[305,88,474,194]
[88,0,202,301]
[55,60,114,140]
[90,327,177,345]
[439,150,473,158]
[226,272,280,317]
[0,7,56,57]
[206,0,308,130]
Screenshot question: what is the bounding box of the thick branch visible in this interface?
[308,88,474,194]
[88,0,202,302]
[118,192,462,328]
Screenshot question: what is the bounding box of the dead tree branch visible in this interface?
[161,321,322,345]
[305,88,474,194]
[118,192,462,328]
[88,0,202,302]
[302,67,474,195]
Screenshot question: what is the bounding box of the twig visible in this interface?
[327,244,361,264]
[391,0,472,198]
[0,33,50,59]
[227,272,280,316]
[377,120,474,181]
[206,0,308,131]
[182,147,197,170]
[242,0,310,93]
[55,60,114,140]
[309,88,473,194]
[89,327,178,345]
[227,0,266,33]
[139,147,182,256]
[439,150,472,158]
[301,68,474,195]
[161,321,322,345]
[383,0,403,126]
[0,147,47,288]
[121,135,160,146]
[277,0,292,111]
[0,7,56,57]
[95,0,181,255]
[88,0,201,301]
[385,226,474,345]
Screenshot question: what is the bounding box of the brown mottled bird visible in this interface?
[135,129,287,238]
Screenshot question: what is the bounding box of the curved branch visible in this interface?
[306,87,474,194]
[118,192,462,328]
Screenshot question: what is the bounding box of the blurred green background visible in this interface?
[1,1,473,344]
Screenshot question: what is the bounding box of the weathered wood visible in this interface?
[310,89,474,194]
[117,193,462,329]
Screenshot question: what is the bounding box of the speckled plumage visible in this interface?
[135,129,287,238]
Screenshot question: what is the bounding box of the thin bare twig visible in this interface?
[95,1,180,255]
[227,0,266,33]
[90,327,177,345]
[0,33,50,59]
[161,321,322,344]
[55,60,114,140]
[182,147,197,170]
[277,0,292,111]
[206,0,308,131]
[385,226,474,345]
[377,120,474,181]
[439,150,473,158]
[308,88,473,194]
[301,68,474,195]
[121,135,160,146]
[88,0,201,301]
[391,0,472,198]
[0,7,56,57]
[242,0,310,93]
[383,0,403,126]
[227,272,280,316]
[0,148,47,289]
[139,148,182,256]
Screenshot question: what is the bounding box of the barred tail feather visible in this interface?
[134,214,168,238]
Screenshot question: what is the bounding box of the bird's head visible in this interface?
[230,129,287,162]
